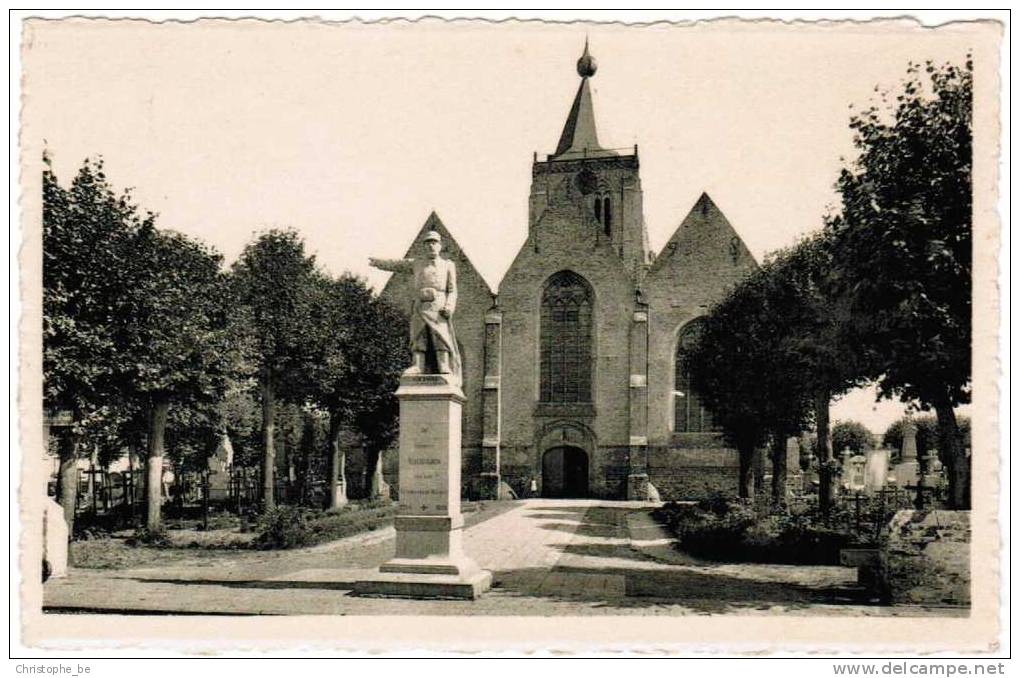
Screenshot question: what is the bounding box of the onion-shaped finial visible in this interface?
[576,37,597,77]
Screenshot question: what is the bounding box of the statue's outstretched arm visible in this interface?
[369,257,414,273]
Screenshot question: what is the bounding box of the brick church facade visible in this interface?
[376,43,759,501]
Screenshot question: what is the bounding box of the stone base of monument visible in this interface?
[353,372,492,600]
[331,481,348,508]
[354,569,493,600]
[893,460,920,488]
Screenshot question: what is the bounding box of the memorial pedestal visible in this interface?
[354,374,491,600]
[893,460,920,488]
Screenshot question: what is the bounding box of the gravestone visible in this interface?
[846,455,867,492]
[893,420,920,488]
[785,436,803,497]
[207,432,233,501]
[354,373,492,599]
[43,498,68,579]
[919,450,945,489]
[863,447,890,494]
[802,454,819,492]
[838,447,854,491]
[370,453,391,501]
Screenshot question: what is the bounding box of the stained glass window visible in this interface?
[540,271,593,403]
[674,320,715,432]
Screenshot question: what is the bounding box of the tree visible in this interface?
[215,379,261,468]
[774,233,873,513]
[43,155,145,531]
[308,274,408,507]
[883,414,970,466]
[831,420,875,456]
[231,230,321,511]
[686,253,815,504]
[828,58,972,507]
[353,297,408,501]
[119,225,234,531]
[684,289,769,500]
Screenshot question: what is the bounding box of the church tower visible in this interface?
[377,39,755,502]
[527,40,652,279]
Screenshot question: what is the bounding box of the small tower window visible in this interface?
[593,196,602,223]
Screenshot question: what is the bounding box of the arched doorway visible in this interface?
[542,446,589,498]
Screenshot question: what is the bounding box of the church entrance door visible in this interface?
[541,446,589,498]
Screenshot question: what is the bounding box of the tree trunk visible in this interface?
[327,414,348,509]
[261,373,277,512]
[737,440,755,499]
[146,399,170,532]
[752,447,765,498]
[55,431,79,535]
[88,445,98,515]
[934,399,968,510]
[815,389,835,515]
[770,432,788,507]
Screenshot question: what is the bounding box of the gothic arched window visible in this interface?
[674,320,714,433]
[540,271,593,403]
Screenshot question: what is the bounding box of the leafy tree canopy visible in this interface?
[830,420,875,455]
[828,58,972,409]
[43,156,149,437]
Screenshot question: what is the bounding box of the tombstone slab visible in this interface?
[863,448,890,494]
[354,374,491,599]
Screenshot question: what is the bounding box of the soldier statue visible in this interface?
[370,230,462,386]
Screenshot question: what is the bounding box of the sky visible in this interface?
[23,18,977,434]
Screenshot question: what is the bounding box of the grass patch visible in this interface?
[68,499,508,569]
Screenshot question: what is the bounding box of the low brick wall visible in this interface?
[648,446,740,500]
[881,510,970,606]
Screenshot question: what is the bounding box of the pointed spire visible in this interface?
[551,39,614,159]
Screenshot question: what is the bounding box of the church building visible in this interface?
[377,42,759,501]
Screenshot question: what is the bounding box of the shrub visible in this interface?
[253,503,396,550]
[126,526,172,547]
[655,496,857,565]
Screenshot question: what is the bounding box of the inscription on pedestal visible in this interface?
[400,432,449,515]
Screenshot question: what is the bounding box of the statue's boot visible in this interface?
[405,351,426,375]
[437,350,450,374]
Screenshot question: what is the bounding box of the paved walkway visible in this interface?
[43,499,963,616]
